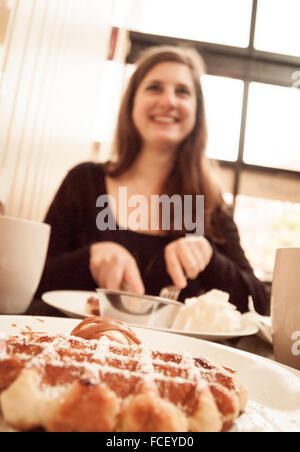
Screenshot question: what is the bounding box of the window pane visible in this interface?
[202,75,244,161]
[254,0,300,57]
[234,195,300,282]
[244,82,300,171]
[127,0,252,47]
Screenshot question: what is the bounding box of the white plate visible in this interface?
[41,290,259,341]
[0,315,299,432]
[42,290,97,319]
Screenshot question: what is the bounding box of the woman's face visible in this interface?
[132,62,197,151]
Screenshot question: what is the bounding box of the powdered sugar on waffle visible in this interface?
[0,331,246,431]
[0,331,237,394]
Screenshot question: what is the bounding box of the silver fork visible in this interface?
[159,285,181,301]
[123,282,180,302]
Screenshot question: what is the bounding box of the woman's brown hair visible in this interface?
[104,45,227,241]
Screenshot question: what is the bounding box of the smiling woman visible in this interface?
[36,45,270,316]
[132,61,197,151]
[105,46,216,235]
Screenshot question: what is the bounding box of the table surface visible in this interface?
[25,297,275,362]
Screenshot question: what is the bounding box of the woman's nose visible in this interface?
[158,88,177,107]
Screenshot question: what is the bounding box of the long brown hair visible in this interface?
[104,45,227,240]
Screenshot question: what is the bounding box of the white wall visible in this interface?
[0,0,113,221]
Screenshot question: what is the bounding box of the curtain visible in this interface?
[0,0,113,221]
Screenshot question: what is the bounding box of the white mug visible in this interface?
[271,247,300,370]
[0,215,50,314]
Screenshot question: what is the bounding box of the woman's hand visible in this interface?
[164,236,213,289]
[89,242,145,294]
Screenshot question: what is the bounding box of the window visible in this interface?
[254,0,300,57]
[202,75,244,162]
[234,195,300,281]
[244,82,300,171]
[127,0,253,47]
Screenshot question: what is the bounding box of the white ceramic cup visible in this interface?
[0,215,50,314]
[271,247,300,370]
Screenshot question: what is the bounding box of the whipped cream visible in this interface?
[171,289,243,333]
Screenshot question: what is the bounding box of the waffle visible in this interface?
[0,318,247,432]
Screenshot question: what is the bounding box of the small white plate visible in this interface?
[41,290,258,342]
[0,315,299,432]
[42,290,96,319]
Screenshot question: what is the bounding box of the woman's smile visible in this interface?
[150,115,179,124]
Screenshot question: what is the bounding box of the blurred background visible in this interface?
[0,0,299,283]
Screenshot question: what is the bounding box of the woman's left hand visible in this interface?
[164,236,213,289]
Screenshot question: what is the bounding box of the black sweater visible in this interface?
[36,162,270,315]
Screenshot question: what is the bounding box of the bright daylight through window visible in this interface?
[254,0,300,57]
[202,75,244,162]
[127,0,253,47]
[244,82,300,172]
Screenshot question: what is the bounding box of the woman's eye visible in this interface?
[177,87,191,96]
[146,84,161,92]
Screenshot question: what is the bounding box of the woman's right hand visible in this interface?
[89,242,145,295]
